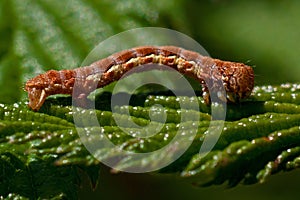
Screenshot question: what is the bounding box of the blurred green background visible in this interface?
[1,0,300,199]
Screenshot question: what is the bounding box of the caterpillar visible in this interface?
[25,46,255,111]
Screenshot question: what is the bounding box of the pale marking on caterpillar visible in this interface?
[25,46,255,111]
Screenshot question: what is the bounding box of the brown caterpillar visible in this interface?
[25,46,254,111]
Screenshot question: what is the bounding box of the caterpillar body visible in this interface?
[25,46,254,111]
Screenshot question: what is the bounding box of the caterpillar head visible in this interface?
[24,70,58,111]
[25,70,76,111]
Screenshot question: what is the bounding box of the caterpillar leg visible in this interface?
[202,85,211,105]
[27,88,47,111]
[73,93,93,109]
[202,84,228,104]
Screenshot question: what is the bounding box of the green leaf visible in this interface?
[2,83,300,198]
